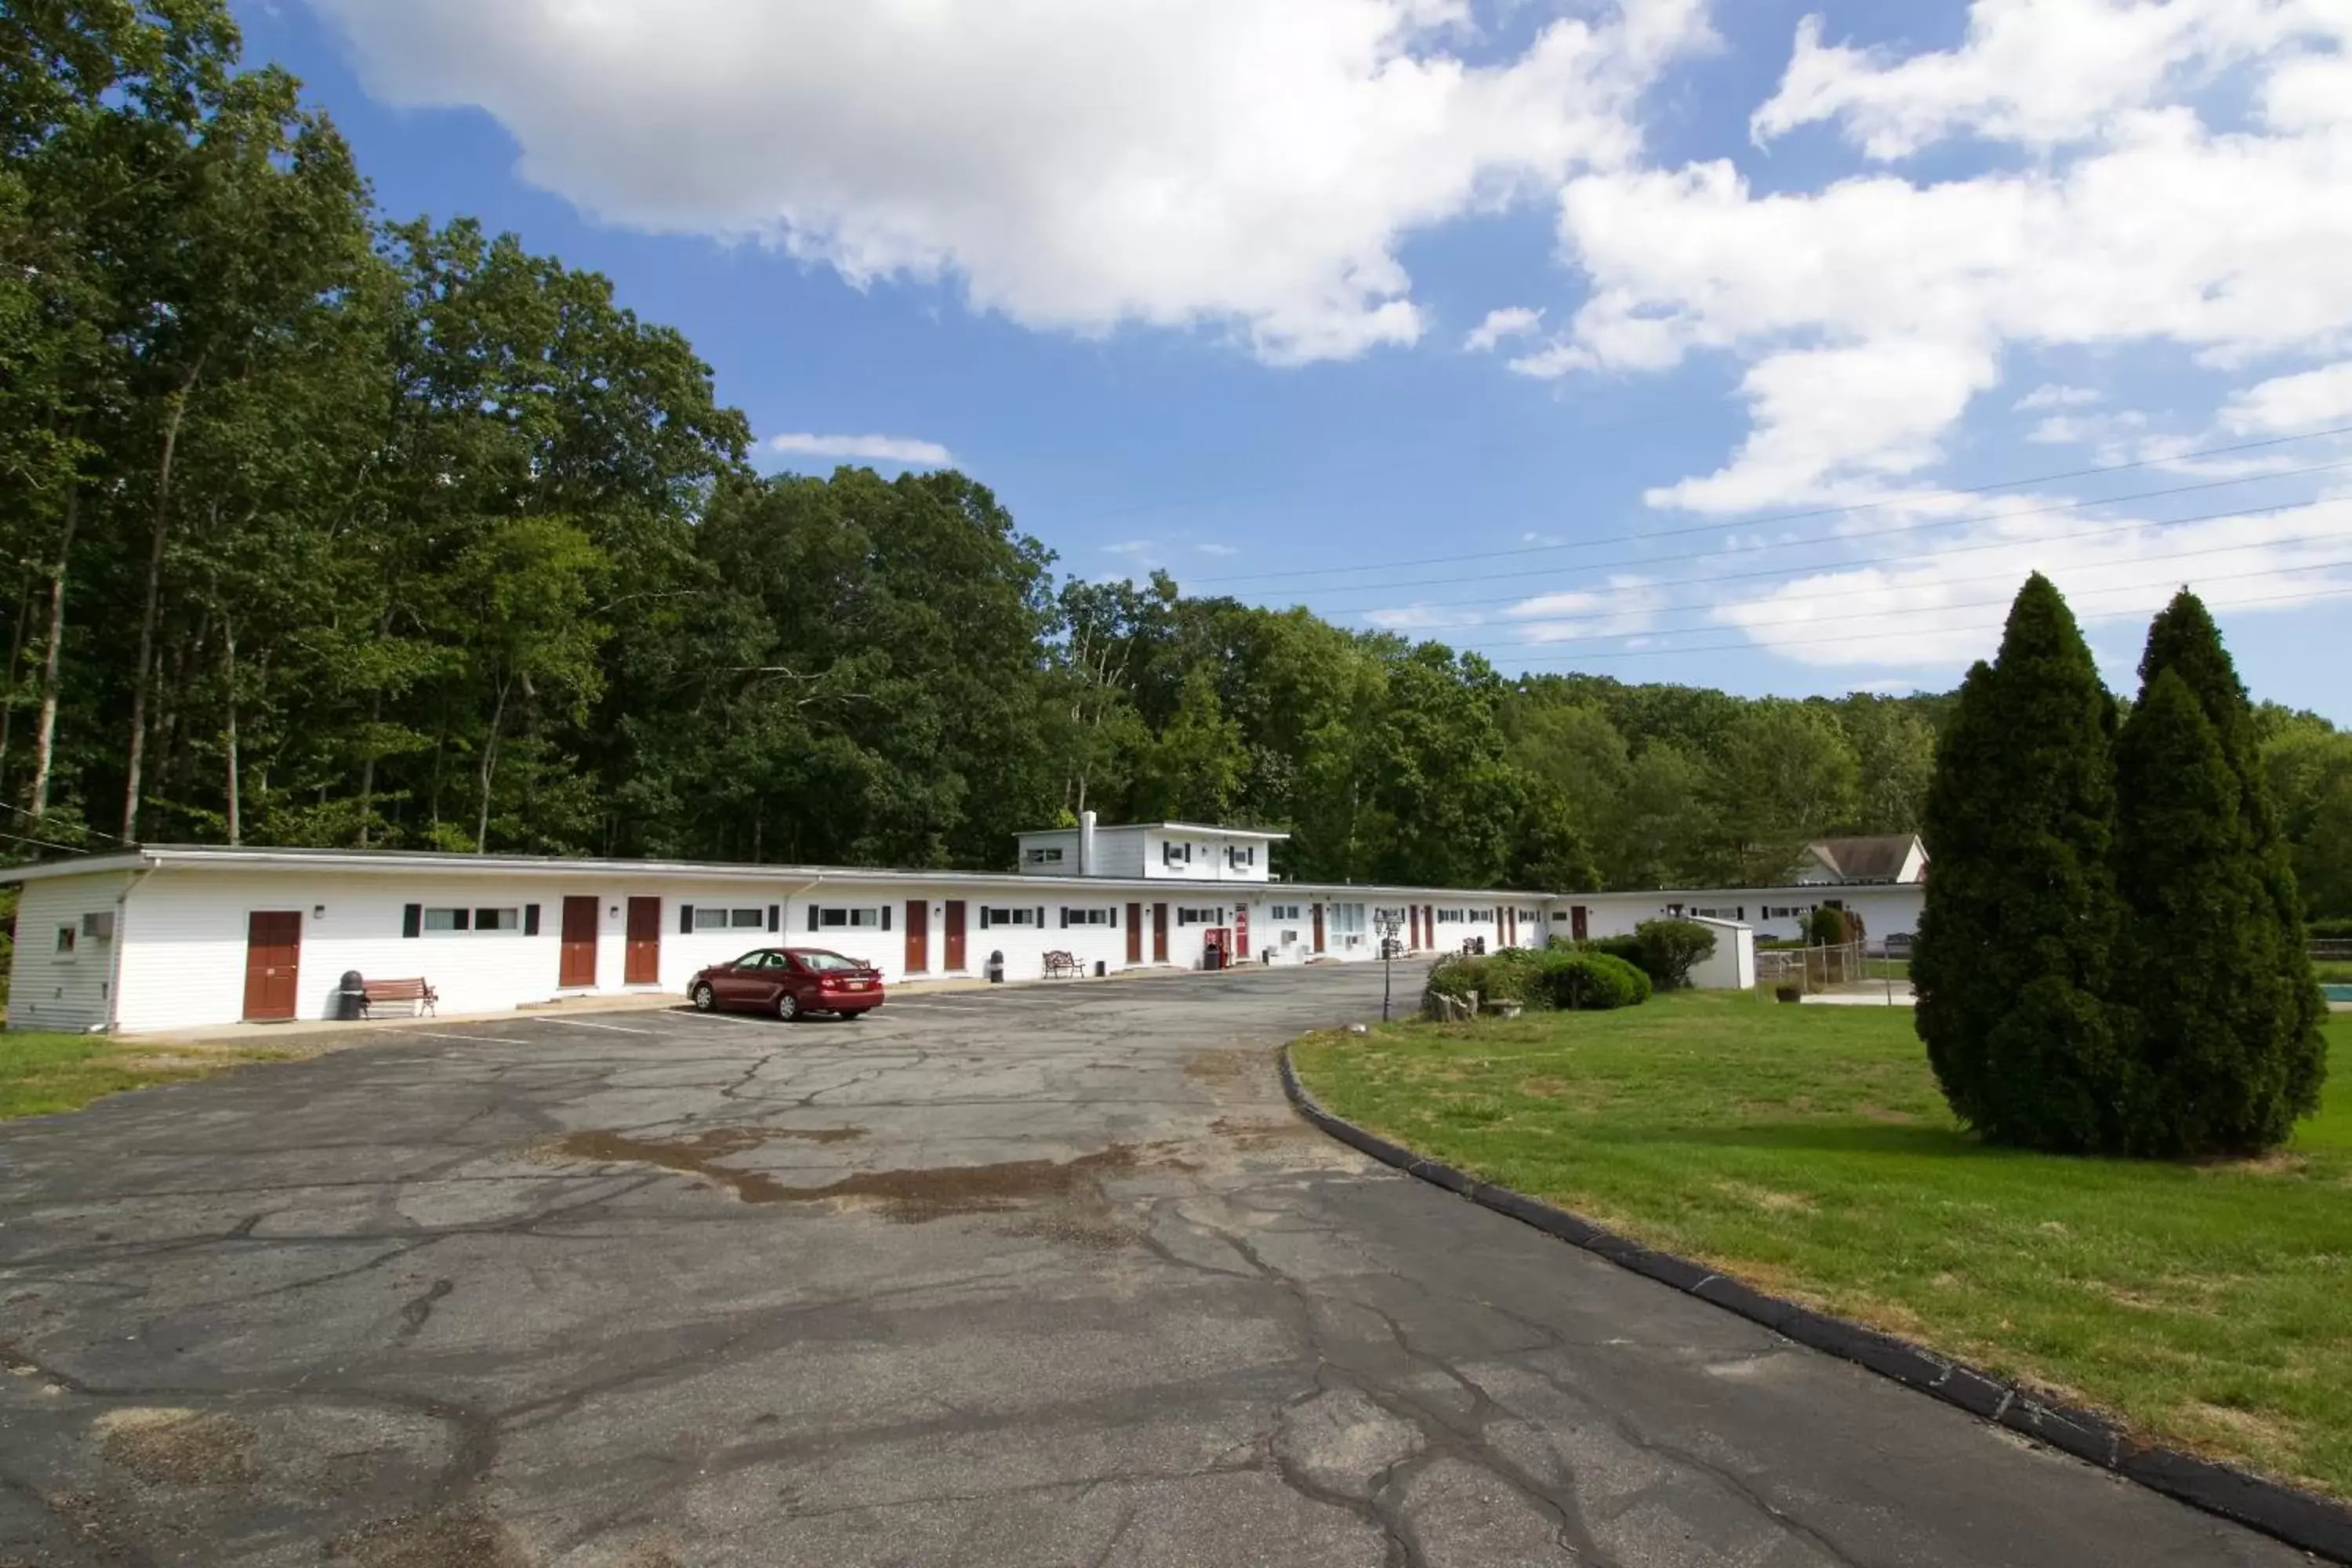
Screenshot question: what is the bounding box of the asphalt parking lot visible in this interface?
[0,965,2312,1566]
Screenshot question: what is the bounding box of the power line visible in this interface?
[1443,547,2352,658]
[1180,419,2352,589]
[1274,456,2352,610]
[1496,583,2352,666]
[1327,489,2352,626]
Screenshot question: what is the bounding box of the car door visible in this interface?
[775,953,814,1010]
[713,952,765,1005]
[739,952,788,1005]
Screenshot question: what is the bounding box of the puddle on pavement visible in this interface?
[549,1128,1154,1222]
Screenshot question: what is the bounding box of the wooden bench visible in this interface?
[1042,950,1083,980]
[361,978,437,1018]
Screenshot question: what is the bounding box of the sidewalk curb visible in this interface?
[1278,1046,2352,1564]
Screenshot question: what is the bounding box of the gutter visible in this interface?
[102,855,162,1034]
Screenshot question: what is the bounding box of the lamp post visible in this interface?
[1377,916,1403,1022]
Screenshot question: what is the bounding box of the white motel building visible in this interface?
[2,815,1926,1035]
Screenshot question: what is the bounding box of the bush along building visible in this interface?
[1,811,1922,1035]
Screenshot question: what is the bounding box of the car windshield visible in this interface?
[792,949,863,973]
[731,951,779,969]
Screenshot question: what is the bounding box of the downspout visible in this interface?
[103,857,162,1034]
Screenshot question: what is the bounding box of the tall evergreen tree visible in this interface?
[1915,575,2131,1151]
[2112,670,2311,1152]
[2129,592,2328,1135]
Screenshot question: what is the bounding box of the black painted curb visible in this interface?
[1279,1046,2352,1564]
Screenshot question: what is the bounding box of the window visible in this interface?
[1332,904,1367,935]
[474,908,521,932]
[424,907,471,932]
[1162,840,1192,866]
[1519,909,1541,923]
[1269,904,1302,921]
[54,925,76,956]
[694,906,730,931]
[1177,906,1225,926]
[980,907,1043,928]
[1060,907,1117,927]
[1225,844,1256,869]
[730,908,764,929]
[1025,846,1065,866]
[1436,909,1465,924]
[811,906,891,931]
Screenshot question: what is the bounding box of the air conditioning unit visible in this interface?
[80,911,115,942]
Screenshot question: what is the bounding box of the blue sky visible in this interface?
[238,0,2352,720]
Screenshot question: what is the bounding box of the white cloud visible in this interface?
[2016,383,2103,411]
[1465,306,1545,352]
[1709,490,2352,667]
[312,0,1712,365]
[1103,540,1159,557]
[1539,0,2352,515]
[1500,577,1664,641]
[2025,408,2147,446]
[1750,1,2322,160]
[1196,542,1243,557]
[2221,360,2352,434]
[767,432,953,466]
[1363,604,1479,631]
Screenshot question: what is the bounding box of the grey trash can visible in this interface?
[336,971,367,1022]
[986,950,1005,984]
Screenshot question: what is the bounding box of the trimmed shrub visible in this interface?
[1582,934,1646,968]
[1542,952,1652,1011]
[1635,919,1717,990]
[1806,906,1851,948]
[2310,917,2352,941]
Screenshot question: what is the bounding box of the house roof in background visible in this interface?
[1804,835,1926,883]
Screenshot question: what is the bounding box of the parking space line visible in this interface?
[414,1031,536,1046]
[528,1017,663,1036]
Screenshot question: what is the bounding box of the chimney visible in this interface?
[1079,810,1098,877]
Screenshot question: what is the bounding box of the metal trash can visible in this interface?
[336,971,367,1022]
[986,949,1005,984]
[1094,960,1106,978]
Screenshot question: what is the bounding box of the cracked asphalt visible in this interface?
[0,964,2316,1566]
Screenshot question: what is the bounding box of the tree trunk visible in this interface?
[223,614,241,847]
[121,361,204,841]
[0,567,34,800]
[357,688,382,847]
[27,483,81,818]
[475,673,511,854]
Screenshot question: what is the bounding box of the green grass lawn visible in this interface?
[0,1032,293,1120]
[1293,994,2352,1499]
[2312,958,2352,985]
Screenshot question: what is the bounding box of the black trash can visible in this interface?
[986,949,1005,984]
[336,970,367,1022]
[1094,960,1106,978]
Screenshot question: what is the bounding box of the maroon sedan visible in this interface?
[688,948,886,1021]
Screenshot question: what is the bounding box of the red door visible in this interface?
[905,900,931,974]
[1409,907,1421,950]
[1506,909,1518,947]
[625,898,662,985]
[1234,906,1250,963]
[944,902,967,971]
[1571,906,1589,942]
[560,896,600,988]
[242,911,303,1022]
[1152,904,1170,964]
[1312,904,1327,955]
[1126,903,1143,964]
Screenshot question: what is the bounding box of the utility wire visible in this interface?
[1326,489,2352,625]
[1396,516,2352,642]
[1500,583,2352,666]
[1270,456,2352,609]
[1443,547,2352,658]
[1182,419,2352,589]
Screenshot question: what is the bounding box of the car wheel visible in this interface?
[775,991,800,1022]
[691,984,716,1012]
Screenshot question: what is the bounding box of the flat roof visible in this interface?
[1014,822,1292,841]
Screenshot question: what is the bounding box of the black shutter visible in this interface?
[1058,908,1068,929]
[524,904,540,936]
[402,903,422,938]
[452,909,471,932]
[768,905,779,933]
[1035,907,1044,930]
[882,906,892,932]
[808,905,820,932]
[980,907,991,930]
[679,904,695,935]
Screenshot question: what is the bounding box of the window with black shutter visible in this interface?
[402,903,423,938]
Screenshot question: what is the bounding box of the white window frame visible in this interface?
[1060,907,1117,927]
[980,907,1044,928]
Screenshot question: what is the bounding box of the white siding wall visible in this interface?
[10,871,135,1032]
[1091,829,1149,880]
[1555,885,1923,946]
[1013,831,1080,875]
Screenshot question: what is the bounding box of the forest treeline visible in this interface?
[5,3,2349,906]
